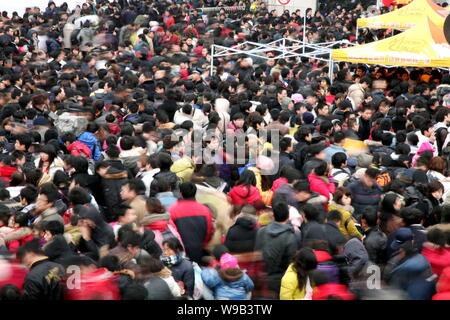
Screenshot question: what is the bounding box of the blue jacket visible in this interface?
[78,132,102,161]
[324,144,357,167]
[347,180,383,219]
[201,267,254,300]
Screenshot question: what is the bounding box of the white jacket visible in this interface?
[173,108,208,130]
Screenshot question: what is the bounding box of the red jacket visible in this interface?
[422,246,450,278]
[271,177,287,192]
[0,166,18,182]
[0,261,28,291]
[228,185,262,207]
[65,268,120,300]
[308,173,336,201]
[67,141,92,159]
[163,15,175,28]
[108,123,121,135]
[169,200,214,263]
[6,229,34,254]
[312,283,355,300]
[433,266,450,300]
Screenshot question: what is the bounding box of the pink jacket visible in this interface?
[308,173,336,201]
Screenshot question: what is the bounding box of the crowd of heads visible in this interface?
[0,0,449,301]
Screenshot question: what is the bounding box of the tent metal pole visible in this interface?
[303,12,306,54]
[210,45,214,76]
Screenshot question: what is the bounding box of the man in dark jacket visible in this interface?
[17,239,65,300]
[361,207,387,265]
[347,168,383,220]
[75,204,116,261]
[325,210,347,255]
[150,153,180,197]
[96,161,129,222]
[255,201,297,298]
[42,220,77,264]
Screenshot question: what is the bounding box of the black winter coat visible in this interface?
[363,227,388,265]
[99,167,129,222]
[21,258,65,300]
[254,222,297,293]
[224,217,258,253]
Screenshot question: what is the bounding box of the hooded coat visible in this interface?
[99,166,129,222]
[43,234,77,265]
[254,222,298,293]
[228,184,262,207]
[78,132,102,161]
[201,267,254,300]
[77,205,116,260]
[224,215,258,253]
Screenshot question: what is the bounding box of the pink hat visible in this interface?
[220,253,239,269]
[256,155,274,172]
[291,93,304,103]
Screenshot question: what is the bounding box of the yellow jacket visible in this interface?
[170,156,195,183]
[328,202,362,240]
[280,264,307,300]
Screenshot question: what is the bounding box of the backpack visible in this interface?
[375,170,392,188]
[396,168,417,188]
[332,168,355,187]
[70,28,81,46]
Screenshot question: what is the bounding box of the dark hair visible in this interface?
[272,201,289,222]
[313,160,328,176]
[331,152,347,168]
[125,179,146,195]
[120,136,134,151]
[292,248,318,291]
[362,206,378,227]
[162,237,184,253]
[20,186,38,204]
[302,204,320,222]
[17,239,44,261]
[156,152,173,171]
[180,181,197,198]
[113,204,133,221]
[121,231,141,248]
[427,228,447,247]
[16,134,32,150]
[327,210,342,223]
[68,187,90,205]
[0,284,21,300]
[39,182,59,203]
[146,197,165,214]
[400,207,424,226]
[333,186,351,204]
[43,220,64,236]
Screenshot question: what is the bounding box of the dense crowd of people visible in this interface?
[0,0,449,301]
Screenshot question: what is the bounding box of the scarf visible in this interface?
[160,253,184,268]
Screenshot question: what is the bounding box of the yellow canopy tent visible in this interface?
[332,17,450,68]
[357,0,449,30]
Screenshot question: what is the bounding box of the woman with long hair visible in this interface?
[228,169,262,208]
[34,144,64,179]
[280,248,318,300]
